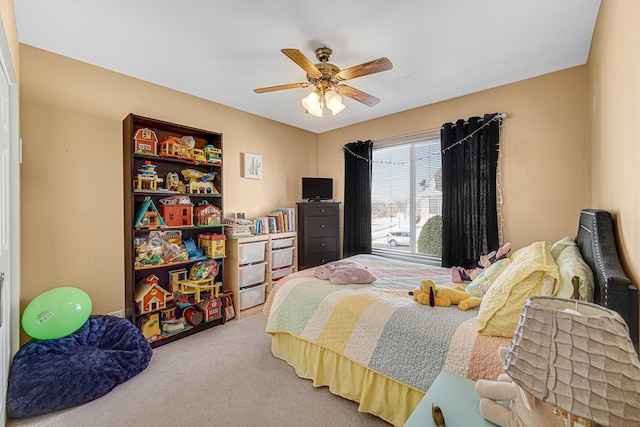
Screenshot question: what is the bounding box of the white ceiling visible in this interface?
[14,0,600,134]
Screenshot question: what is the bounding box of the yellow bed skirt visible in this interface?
[270,331,425,427]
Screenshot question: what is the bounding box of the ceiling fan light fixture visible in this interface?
[325,90,345,116]
[302,90,324,117]
[301,91,320,110]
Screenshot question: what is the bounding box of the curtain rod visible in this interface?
[369,112,507,145]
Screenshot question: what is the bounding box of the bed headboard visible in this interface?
[575,209,639,351]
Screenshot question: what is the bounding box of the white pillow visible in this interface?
[555,244,594,302]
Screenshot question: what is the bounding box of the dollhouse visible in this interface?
[159,195,194,227]
[194,202,222,226]
[135,274,172,314]
[158,136,191,159]
[134,197,165,230]
[133,128,158,156]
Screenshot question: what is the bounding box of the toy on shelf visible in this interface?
[197,297,223,322]
[133,128,158,156]
[160,306,176,323]
[134,161,163,191]
[183,237,206,261]
[190,259,219,281]
[135,274,172,314]
[165,172,185,193]
[203,145,222,165]
[137,313,161,340]
[150,229,182,245]
[159,195,194,227]
[194,201,222,226]
[134,197,165,230]
[183,306,203,325]
[189,148,206,164]
[161,317,188,335]
[169,260,221,306]
[168,269,189,294]
[198,233,226,258]
[134,235,188,267]
[181,169,219,195]
[158,135,191,160]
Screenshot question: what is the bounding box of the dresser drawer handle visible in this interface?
[320,209,325,213]
[321,243,325,247]
[321,224,325,228]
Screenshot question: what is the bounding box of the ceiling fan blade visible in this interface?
[336,57,393,81]
[336,84,380,107]
[281,49,322,78]
[254,82,310,93]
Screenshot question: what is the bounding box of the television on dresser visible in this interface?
[302,177,333,201]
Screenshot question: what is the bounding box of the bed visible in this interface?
[263,209,639,426]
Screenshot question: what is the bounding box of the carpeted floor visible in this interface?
[8,313,391,427]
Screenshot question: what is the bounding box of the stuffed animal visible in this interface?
[314,261,376,285]
[410,279,481,310]
[475,347,564,427]
[314,261,359,280]
[451,242,512,283]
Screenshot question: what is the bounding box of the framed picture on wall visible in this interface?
[242,153,263,179]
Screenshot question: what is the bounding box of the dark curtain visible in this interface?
[441,114,500,268]
[343,140,373,257]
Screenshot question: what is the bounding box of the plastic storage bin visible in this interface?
[239,241,267,265]
[239,283,267,310]
[239,261,268,287]
[271,237,295,249]
[272,247,294,269]
[271,266,294,281]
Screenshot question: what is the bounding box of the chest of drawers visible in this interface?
[296,202,340,270]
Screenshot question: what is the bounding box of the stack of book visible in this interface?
[252,207,295,234]
[223,218,253,237]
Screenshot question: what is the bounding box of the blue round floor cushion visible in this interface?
[7,315,153,419]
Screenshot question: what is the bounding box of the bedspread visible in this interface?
[265,255,508,392]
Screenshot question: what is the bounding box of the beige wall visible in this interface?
[587,0,640,285]
[319,67,589,253]
[19,45,317,326]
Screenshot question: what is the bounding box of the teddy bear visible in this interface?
[410,279,481,310]
[475,347,565,427]
[314,261,376,285]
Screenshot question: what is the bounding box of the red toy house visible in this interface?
[197,298,223,322]
[135,274,172,314]
[159,195,194,227]
[134,128,158,156]
[194,202,222,226]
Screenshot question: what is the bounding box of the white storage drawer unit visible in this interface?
[272,266,294,281]
[239,241,267,265]
[271,237,295,249]
[239,283,267,310]
[238,261,268,287]
[272,247,295,269]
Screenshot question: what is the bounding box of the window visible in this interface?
[371,136,442,262]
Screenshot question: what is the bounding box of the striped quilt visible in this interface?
[265,255,509,392]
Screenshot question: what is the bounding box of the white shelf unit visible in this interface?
[224,231,297,319]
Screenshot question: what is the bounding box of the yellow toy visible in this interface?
[412,279,481,311]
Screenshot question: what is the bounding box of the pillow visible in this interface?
[477,241,559,338]
[551,236,575,260]
[555,244,595,302]
[465,258,512,297]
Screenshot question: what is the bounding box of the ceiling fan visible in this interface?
[254,47,393,117]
